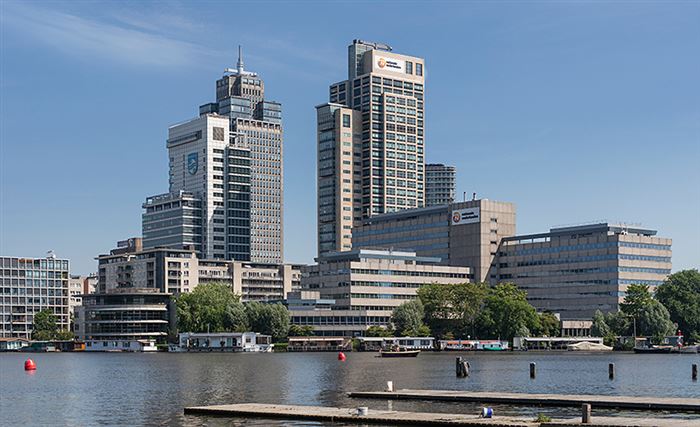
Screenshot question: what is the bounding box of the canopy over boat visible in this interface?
[567,341,612,351]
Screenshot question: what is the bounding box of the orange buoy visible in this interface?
[338,352,346,361]
[24,358,36,371]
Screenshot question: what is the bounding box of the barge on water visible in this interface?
[173,332,273,352]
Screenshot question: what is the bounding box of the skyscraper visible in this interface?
[143,48,283,263]
[207,47,284,263]
[316,40,426,257]
[425,163,456,206]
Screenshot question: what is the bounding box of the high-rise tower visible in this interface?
[425,163,456,206]
[143,48,283,263]
[316,40,426,257]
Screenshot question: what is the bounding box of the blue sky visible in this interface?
[1,1,698,274]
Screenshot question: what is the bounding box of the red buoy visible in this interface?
[338,352,346,361]
[24,358,36,371]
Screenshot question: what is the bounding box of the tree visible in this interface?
[452,282,488,338]
[365,325,394,337]
[637,300,675,338]
[417,282,487,339]
[591,310,611,337]
[655,269,700,342]
[223,302,249,332]
[417,283,456,338]
[476,283,539,341]
[288,325,315,337]
[32,309,59,340]
[176,282,246,333]
[246,302,290,342]
[391,299,428,336]
[605,311,632,336]
[534,311,560,337]
[620,284,653,318]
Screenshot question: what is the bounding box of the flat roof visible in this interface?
[503,222,658,242]
[317,248,441,264]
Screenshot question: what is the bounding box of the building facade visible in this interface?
[68,275,84,321]
[0,255,70,339]
[316,40,426,257]
[492,223,672,320]
[143,48,282,263]
[425,163,456,206]
[98,243,300,302]
[352,199,516,282]
[297,249,469,336]
[142,192,203,257]
[203,48,283,263]
[75,289,174,343]
[97,248,199,295]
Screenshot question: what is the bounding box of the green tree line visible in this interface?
[592,269,700,344]
[373,282,560,341]
[176,282,290,341]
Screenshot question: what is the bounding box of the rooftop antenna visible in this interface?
[224,45,257,77]
[237,45,244,74]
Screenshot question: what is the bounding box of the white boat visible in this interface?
[567,341,613,352]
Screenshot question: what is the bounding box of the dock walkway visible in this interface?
[348,389,700,412]
[184,403,700,426]
[184,403,534,426]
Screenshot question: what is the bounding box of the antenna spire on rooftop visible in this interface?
[237,45,244,74]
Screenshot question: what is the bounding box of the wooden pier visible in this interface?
[184,403,700,426]
[184,403,535,426]
[347,389,700,412]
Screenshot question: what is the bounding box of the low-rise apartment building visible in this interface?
[0,255,70,339]
[75,289,174,343]
[97,243,301,302]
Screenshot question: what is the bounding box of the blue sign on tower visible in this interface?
[187,152,198,175]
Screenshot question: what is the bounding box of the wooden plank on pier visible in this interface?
[184,402,536,426]
[348,389,700,412]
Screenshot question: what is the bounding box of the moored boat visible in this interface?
[679,345,698,354]
[379,349,421,358]
[633,345,673,354]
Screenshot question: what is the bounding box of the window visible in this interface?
[342,114,351,128]
[213,127,225,141]
[406,61,413,74]
[416,63,423,76]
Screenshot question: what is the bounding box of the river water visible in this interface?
[1,351,698,426]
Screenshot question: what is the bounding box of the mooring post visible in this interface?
[582,403,591,424]
[608,363,615,380]
[693,364,698,381]
[530,362,536,379]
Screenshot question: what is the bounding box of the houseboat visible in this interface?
[84,339,158,352]
[287,336,352,352]
[438,340,479,351]
[479,340,509,351]
[0,337,29,351]
[356,336,435,351]
[176,332,273,352]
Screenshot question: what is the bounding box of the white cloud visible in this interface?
[1,3,222,68]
